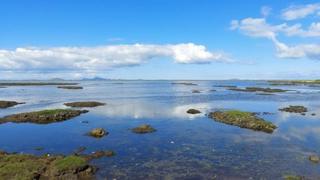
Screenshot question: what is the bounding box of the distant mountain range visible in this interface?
[80,77,109,81]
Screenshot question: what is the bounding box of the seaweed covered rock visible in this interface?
[186,109,201,114]
[0,153,95,180]
[132,124,156,134]
[228,87,288,93]
[57,86,83,90]
[309,155,320,163]
[64,101,105,108]
[283,175,305,180]
[88,128,108,138]
[208,110,277,133]
[87,150,115,160]
[279,106,308,113]
[0,101,24,109]
[0,109,88,124]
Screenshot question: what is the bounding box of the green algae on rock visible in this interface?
[309,155,320,163]
[132,124,156,134]
[279,106,308,113]
[0,101,24,109]
[64,101,106,107]
[283,175,305,180]
[0,109,88,124]
[57,86,83,90]
[0,152,95,180]
[208,110,277,133]
[88,128,108,138]
[186,109,201,114]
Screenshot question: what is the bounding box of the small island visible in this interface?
[208,110,277,133]
[0,109,88,124]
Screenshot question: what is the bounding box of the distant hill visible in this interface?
[80,77,109,81]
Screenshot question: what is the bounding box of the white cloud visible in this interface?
[261,6,272,17]
[231,16,320,60]
[232,17,320,38]
[0,43,227,71]
[271,37,320,60]
[281,3,320,20]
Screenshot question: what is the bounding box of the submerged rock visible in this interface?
[208,110,277,133]
[192,90,201,93]
[132,124,156,134]
[309,155,320,163]
[87,150,115,160]
[0,101,24,109]
[186,109,201,114]
[64,101,106,107]
[57,86,83,89]
[0,152,95,180]
[228,87,288,93]
[0,109,88,124]
[88,128,108,138]
[172,82,197,86]
[74,147,87,155]
[279,106,308,113]
[214,85,237,88]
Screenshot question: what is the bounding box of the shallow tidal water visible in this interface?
[1,80,320,179]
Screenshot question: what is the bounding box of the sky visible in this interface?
[0,0,320,80]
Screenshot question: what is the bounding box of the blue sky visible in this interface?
[0,0,320,80]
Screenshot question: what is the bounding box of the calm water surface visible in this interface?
[0,80,320,179]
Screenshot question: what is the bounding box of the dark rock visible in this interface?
[214,85,237,88]
[57,86,83,90]
[172,82,197,86]
[279,106,308,113]
[192,90,201,93]
[0,101,24,109]
[186,109,201,114]
[64,101,105,107]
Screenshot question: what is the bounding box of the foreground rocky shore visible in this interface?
[0,150,116,180]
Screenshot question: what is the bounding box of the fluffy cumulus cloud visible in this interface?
[281,3,320,20]
[231,3,320,60]
[0,43,227,71]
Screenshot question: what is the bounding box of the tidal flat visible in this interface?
[0,80,320,179]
